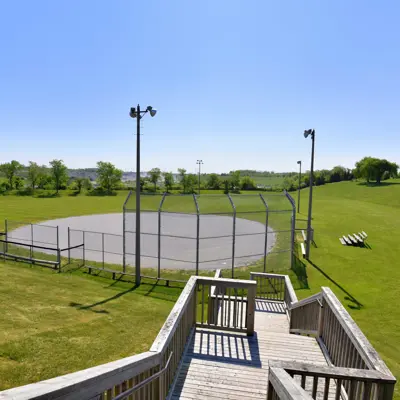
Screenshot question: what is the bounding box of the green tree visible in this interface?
[163,172,174,192]
[230,170,241,190]
[37,171,53,189]
[27,161,41,192]
[178,168,187,192]
[139,177,148,191]
[0,160,22,190]
[330,166,347,183]
[240,176,256,190]
[49,160,68,194]
[149,168,161,192]
[206,173,221,190]
[354,157,398,184]
[69,177,89,194]
[14,176,25,190]
[222,178,230,194]
[96,161,123,193]
[185,173,197,193]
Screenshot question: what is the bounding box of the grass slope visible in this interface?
[297,179,400,398]
[0,261,180,390]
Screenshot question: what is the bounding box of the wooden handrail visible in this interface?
[268,367,313,400]
[270,361,396,383]
[321,287,395,378]
[113,352,173,400]
[288,293,322,310]
[0,351,160,400]
[150,276,197,354]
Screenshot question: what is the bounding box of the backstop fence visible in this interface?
[123,191,296,280]
[1,192,296,281]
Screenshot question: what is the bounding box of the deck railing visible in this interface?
[269,282,396,400]
[250,272,298,317]
[0,275,256,400]
[269,362,396,400]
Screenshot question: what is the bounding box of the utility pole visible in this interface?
[130,105,157,285]
[297,160,302,213]
[304,129,315,259]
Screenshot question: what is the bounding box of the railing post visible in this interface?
[247,283,256,336]
[382,382,395,400]
[317,299,324,338]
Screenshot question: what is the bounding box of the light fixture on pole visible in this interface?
[297,160,302,213]
[303,129,315,259]
[129,105,157,285]
[196,160,203,195]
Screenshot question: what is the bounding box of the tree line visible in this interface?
[0,160,123,195]
[282,157,398,191]
[0,156,397,196]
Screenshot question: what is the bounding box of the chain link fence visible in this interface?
[0,192,296,281]
[1,220,84,269]
[123,192,296,280]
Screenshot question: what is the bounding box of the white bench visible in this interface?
[300,243,306,258]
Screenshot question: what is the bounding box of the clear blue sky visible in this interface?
[1,0,399,173]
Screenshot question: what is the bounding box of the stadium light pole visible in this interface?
[304,129,315,259]
[196,160,203,194]
[297,160,302,213]
[129,105,157,285]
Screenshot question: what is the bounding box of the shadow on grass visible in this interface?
[308,259,363,310]
[69,284,139,313]
[292,256,309,289]
[87,189,117,196]
[357,181,400,187]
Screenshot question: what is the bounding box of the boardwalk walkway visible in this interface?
[169,300,328,399]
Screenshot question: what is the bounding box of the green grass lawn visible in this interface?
[1,182,399,396]
[296,179,400,398]
[0,261,181,390]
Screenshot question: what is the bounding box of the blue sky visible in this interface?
[1,1,399,173]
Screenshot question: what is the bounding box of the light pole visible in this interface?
[129,105,157,285]
[304,129,315,259]
[196,160,203,194]
[297,160,302,213]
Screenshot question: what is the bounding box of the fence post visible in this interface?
[284,191,296,270]
[122,205,126,272]
[30,223,34,260]
[4,219,8,253]
[57,249,61,272]
[259,194,269,272]
[67,227,71,263]
[193,194,200,275]
[102,233,105,269]
[83,231,85,266]
[227,194,236,278]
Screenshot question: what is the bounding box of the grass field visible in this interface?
[296,179,400,398]
[0,181,399,396]
[0,261,182,390]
